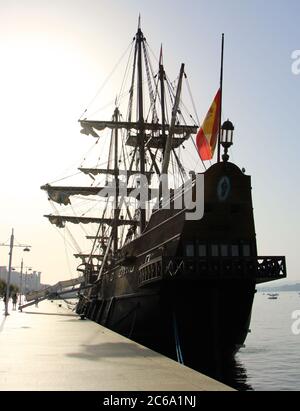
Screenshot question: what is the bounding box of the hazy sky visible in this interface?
[0,0,299,284]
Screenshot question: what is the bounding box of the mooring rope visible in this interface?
[172,310,184,365]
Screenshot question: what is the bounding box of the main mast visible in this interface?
[159,47,167,155]
[136,25,146,232]
[160,63,185,184]
[42,22,199,256]
[112,106,120,252]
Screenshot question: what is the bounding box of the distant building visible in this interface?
[0,266,42,292]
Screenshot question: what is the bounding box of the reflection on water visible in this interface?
[199,356,253,391]
[218,356,253,391]
[202,293,300,391]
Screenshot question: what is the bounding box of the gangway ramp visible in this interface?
[19,277,84,310]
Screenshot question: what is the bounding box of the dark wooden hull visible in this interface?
[76,161,285,376]
[77,276,255,374]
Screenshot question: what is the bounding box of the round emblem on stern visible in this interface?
[217,176,231,201]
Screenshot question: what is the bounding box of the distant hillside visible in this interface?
[257,283,300,292]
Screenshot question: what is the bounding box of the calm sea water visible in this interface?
[224,292,300,391]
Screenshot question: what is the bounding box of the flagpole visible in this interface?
[217,33,224,163]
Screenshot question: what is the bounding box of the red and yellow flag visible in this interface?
[196,89,221,161]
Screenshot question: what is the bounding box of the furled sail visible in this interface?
[78,168,154,178]
[126,134,188,149]
[80,120,197,137]
[45,214,138,228]
[80,123,100,138]
[41,184,159,205]
[74,253,105,260]
[41,184,102,205]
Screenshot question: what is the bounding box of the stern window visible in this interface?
[242,244,251,257]
[231,245,239,257]
[221,245,228,257]
[198,244,207,257]
[186,243,194,257]
[211,244,219,257]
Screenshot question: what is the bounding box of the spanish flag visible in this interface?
[196,89,221,161]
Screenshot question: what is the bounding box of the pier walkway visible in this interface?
[0,299,233,391]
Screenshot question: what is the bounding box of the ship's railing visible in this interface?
[138,256,286,286]
[138,257,163,286]
[161,256,286,282]
[255,256,287,283]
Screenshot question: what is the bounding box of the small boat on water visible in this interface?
[267,293,279,300]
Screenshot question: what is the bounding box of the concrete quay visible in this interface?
[0,299,233,391]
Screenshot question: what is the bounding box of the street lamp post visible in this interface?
[18,247,31,306]
[5,229,14,316]
[0,228,31,316]
[19,258,24,306]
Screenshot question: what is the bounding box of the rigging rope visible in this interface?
[49,171,82,185]
[63,229,74,279]
[185,76,200,125]
[142,42,158,123]
[49,136,101,185]
[145,45,161,124]
[190,136,207,171]
[50,202,82,253]
[116,42,135,107]
[127,39,138,123]
[79,40,134,119]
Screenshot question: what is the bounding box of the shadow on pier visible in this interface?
[66,341,161,361]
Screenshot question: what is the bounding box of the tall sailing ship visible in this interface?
[41,21,286,375]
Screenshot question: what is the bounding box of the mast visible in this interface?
[45,23,199,253]
[161,63,185,181]
[159,46,167,155]
[136,24,146,232]
[217,33,224,163]
[112,106,120,252]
